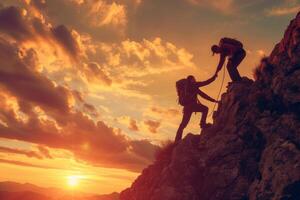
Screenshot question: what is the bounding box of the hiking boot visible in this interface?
[200,123,212,129]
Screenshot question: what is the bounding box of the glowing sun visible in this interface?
[67,175,80,188]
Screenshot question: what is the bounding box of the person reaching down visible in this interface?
[211,37,246,81]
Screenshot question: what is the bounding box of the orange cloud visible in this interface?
[130,140,158,161]
[52,25,82,60]
[144,120,161,134]
[0,38,70,117]
[0,146,43,159]
[129,118,139,132]
[0,158,60,170]
[97,2,127,27]
[84,62,112,85]
[28,0,47,11]
[94,38,195,81]
[0,6,36,41]
[186,0,234,13]
[150,106,180,117]
[116,116,140,132]
[70,0,128,31]
[0,82,158,172]
[37,145,52,159]
[0,101,159,171]
[0,12,158,171]
[266,5,300,16]
[0,5,85,62]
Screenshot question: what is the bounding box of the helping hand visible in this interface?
[212,73,218,80]
[214,70,220,75]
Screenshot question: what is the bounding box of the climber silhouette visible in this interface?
[175,75,218,142]
[211,38,246,81]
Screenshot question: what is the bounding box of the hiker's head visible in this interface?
[187,75,196,83]
[211,45,220,55]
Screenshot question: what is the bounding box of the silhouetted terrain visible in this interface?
[0,181,119,200]
[0,191,51,200]
[120,12,300,200]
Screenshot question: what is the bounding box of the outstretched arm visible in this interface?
[198,89,217,103]
[215,54,226,74]
[195,74,217,87]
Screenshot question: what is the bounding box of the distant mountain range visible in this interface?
[0,181,119,200]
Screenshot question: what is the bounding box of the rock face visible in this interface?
[119,13,300,200]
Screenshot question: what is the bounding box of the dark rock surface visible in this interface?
[120,12,300,200]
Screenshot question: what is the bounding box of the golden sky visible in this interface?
[0,0,298,195]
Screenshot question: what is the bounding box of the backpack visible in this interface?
[220,37,243,49]
[176,79,192,106]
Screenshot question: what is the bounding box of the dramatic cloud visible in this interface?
[0,38,70,116]
[37,145,52,159]
[85,62,112,85]
[144,120,161,134]
[0,97,159,171]
[87,1,127,28]
[129,118,139,131]
[30,0,47,10]
[150,106,180,117]
[33,0,133,41]
[0,158,61,170]
[0,5,85,61]
[0,3,157,171]
[0,4,115,89]
[130,140,158,161]
[186,0,234,13]
[52,25,82,59]
[94,37,195,79]
[0,6,36,41]
[0,146,43,159]
[116,116,140,132]
[266,5,300,16]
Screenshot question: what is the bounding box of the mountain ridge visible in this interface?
[0,181,119,200]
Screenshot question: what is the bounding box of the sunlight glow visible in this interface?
[67,175,81,188]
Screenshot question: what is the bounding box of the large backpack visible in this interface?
[220,37,243,49]
[176,79,193,106]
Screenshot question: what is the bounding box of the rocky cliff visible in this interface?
[119,12,300,200]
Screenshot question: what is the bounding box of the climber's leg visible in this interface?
[175,109,192,142]
[193,103,209,128]
[227,49,246,81]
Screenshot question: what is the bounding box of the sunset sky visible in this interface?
[0,0,299,195]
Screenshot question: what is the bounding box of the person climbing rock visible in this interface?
[175,75,218,142]
[211,38,246,81]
